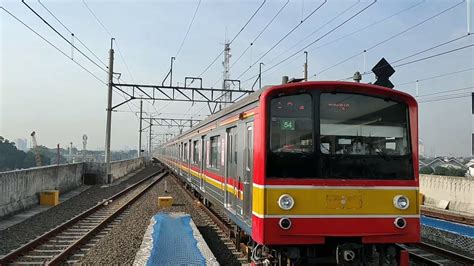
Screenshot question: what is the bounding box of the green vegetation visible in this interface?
[434,166,466,177]
[419,166,434,174]
[0,136,51,171]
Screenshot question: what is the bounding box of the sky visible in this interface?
[1,0,473,156]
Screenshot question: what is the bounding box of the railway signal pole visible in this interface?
[105,38,115,184]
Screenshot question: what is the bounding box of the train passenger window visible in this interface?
[193,140,199,164]
[184,143,188,162]
[210,136,220,169]
[269,94,313,153]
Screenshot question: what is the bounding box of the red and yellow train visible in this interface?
[156,81,419,265]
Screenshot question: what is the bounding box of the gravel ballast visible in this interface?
[0,165,161,256]
[81,174,242,265]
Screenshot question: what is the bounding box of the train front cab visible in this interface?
[251,82,420,265]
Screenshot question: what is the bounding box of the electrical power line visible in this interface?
[259,0,424,81]
[240,0,377,84]
[37,0,107,68]
[21,0,108,73]
[314,0,465,77]
[1,6,106,85]
[396,67,474,86]
[210,0,289,88]
[418,92,472,103]
[417,86,474,98]
[231,0,290,69]
[175,0,201,58]
[236,0,328,80]
[266,0,360,67]
[196,0,267,78]
[337,34,473,81]
[82,0,140,119]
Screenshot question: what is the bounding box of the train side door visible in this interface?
[200,136,206,191]
[226,127,238,211]
[243,122,254,223]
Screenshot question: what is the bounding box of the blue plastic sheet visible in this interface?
[421,215,474,237]
[147,213,206,265]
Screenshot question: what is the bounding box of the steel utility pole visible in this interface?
[259,62,264,89]
[138,100,143,158]
[148,118,152,158]
[304,51,308,81]
[105,38,115,184]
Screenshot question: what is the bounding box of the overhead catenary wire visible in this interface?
[241,0,377,84]
[418,92,472,103]
[175,0,201,58]
[21,0,108,73]
[236,0,328,80]
[37,0,107,68]
[315,0,465,77]
[416,86,474,98]
[231,0,290,69]
[82,0,141,119]
[0,6,106,85]
[266,0,360,66]
[337,34,473,81]
[396,67,474,86]
[210,0,289,88]
[196,0,267,78]
[248,0,424,84]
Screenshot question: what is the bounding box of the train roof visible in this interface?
[160,81,417,146]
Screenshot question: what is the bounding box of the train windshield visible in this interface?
[320,93,413,179]
[267,91,414,180]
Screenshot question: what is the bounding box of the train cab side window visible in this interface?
[270,94,313,153]
[210,136,220,169]
[267,93,314,178]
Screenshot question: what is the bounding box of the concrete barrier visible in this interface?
[0,163,84,218]
[420,174,474,214]
[0,157,147,218]
[84,157,146,184]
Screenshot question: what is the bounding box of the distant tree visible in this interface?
[420,166,434,174]
[0,136,27,171]
[445,167,466,177]
[434,166,448,175]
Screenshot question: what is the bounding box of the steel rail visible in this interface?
[417,242,474,265]
[0,169,166,265]
[400,242,474,266]
[171,174,233,237]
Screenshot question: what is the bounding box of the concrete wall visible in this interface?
[84,157,146,184]
[0,157,147,218]
[110,157,146,182]
[0,163,84,218]
[420,174,474,213]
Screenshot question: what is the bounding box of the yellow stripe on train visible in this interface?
[252,186,419,216]
[162,157,243,200]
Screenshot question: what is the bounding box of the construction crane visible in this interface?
[30,131,42,167]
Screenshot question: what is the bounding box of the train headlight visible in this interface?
[278,194,295,210]
[393,195,410,210]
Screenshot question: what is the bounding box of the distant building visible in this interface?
[15,138,28,152]
[422,156,467,172]
[418,138,425,158]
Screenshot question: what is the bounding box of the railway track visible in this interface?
[0,169,167,265]
[400,242,474,265]
[172,174,249,264]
